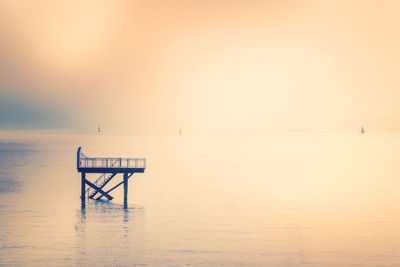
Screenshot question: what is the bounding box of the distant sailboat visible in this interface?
[361,126,365,134]
[98,125,101,133]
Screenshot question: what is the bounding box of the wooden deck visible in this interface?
[77,147,146,173]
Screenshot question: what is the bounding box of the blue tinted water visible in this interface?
[1,133,400,266]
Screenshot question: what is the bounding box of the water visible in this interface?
[1,133,400,266]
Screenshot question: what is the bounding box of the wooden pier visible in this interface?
[77,147,146,207]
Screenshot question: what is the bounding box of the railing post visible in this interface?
[77,146,82,170]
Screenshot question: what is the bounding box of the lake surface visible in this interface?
[1,133,400,266]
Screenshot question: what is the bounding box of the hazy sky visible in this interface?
[1,0,400,134]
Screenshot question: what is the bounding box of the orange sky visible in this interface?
[0,0,400,133]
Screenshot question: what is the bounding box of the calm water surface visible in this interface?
[1,133,400,266]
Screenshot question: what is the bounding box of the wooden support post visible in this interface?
[124,173,128,208]
[81,172,86,204]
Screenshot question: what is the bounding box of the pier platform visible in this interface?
[77,147,146,206]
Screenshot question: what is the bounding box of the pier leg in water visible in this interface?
[124,173,128,209]
[81,172,86,205]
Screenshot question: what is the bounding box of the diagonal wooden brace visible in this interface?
[96,172,135,200]
[89,173,117,199]
[85,179,114,200]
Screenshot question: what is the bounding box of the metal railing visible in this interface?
[79,156,146,169]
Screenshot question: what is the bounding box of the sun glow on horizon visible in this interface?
[1,1,400,133]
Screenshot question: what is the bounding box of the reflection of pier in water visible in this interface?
[77,147,146,208]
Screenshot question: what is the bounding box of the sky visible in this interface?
[0,0,400,134]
